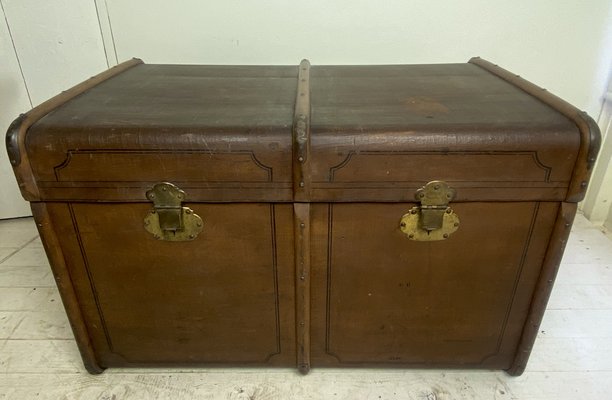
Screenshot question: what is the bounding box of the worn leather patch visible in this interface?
[404,96,449,115]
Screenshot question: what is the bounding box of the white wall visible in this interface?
[0,1,31,218]
[0,0,107,218]
[584,88,612,228]
[1,0,611,219]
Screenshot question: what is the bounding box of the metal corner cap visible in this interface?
[5,113,27,167]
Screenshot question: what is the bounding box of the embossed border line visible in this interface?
[53,149,274,182]
[323,150,553,183]
[70,203,282,364]
[324,202,541,365]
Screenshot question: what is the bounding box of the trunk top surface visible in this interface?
[32,63,574,133]
[32,64,299,132]
[15,61,588,203]
[310,64,575,132]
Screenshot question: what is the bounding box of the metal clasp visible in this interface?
[399,181,460,241]
[144,182,203,241]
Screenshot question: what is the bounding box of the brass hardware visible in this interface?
[399,181,460,241]
[143,182,203,241]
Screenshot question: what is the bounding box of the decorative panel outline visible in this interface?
[324,202,541,365]
[318,150,555,184]
[69,203,282,364]
[52,149,274,182]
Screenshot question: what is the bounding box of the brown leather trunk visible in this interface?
[5,58,601,376]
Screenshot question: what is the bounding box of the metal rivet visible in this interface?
[410,209,417,214]
[300,322,305,326]
[434,184,440,190]
[151,210,156,214]
[161,187,166,191]
[189,234,195,239]
[400,222,406,228]
[565,223,570,228]
[454,222,459,227]
[419,193,425,198]
[196,221,202,227]
[298,156,304,162]
[300,276,305,280]
[185,209,192,214]
[300,222,305,228]
[443,233,449,238]
[581,181,588,188]
[149,193,155,198]
[408,234,414,239]
[299,181,305,187]
[446,208,452,214]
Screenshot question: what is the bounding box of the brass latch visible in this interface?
[399,181,460,241]
[143,182,203,241]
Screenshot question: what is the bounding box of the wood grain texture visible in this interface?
[30,202,103,374]
[43,202,296,368]
[293,203,312,373]
[1,215,612,398]
[6,58,142,201]
[310,202,557,369]
[13,59,589,203]
[5,59,600,376]
[469,58,601,202]
[292,59,312,201]
[507,202,577,376]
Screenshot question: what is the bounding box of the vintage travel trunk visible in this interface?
[6,58,600,376]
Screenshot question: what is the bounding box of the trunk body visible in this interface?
[6,58,600,375]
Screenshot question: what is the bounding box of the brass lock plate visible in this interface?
[399,181,460,241]
[143,182,203,241]
[400,206,460,241]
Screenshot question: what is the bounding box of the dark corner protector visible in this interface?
[505,364,525,377]
[567,187,587,204]
[127,58,145,67]
[468,56,492,66]
[297,363,311,375]
[579,111,602,171]
[566,112,602,203]
[84,360,106,375]
[5,113,27,167]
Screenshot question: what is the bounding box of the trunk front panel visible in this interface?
[47,202,296,366]
[310,202,558,368]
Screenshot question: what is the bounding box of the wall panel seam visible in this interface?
[0,0,33,108]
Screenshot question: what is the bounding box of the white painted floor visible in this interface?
[0,214,611,399]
